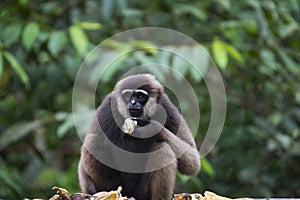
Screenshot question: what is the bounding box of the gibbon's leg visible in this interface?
[78,159,98,194]
[136,142,177,200]
[79,146,122,194]
[150,162,177,200]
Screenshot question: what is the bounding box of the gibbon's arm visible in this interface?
[136,93,200,176]
[158,93,200,175]
[152,120,200,176]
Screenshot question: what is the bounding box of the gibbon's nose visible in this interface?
[130,99,136,105]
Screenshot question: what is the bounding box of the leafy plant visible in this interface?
[0,0,299,199]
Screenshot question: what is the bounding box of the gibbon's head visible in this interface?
[114,74,163,119]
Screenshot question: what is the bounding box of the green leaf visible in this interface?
[132,51,165,81]
[277,50,299,74]
[122,8,143,17]
[22,22,40,50]
[72,105,95,137]
[0,165,22,193]
[279,22,298,39]
[201,157,215,177]
[3,51,30,88]
[212,39,228,69]
[243,19,258,35]
[158,50,171,66]
[0,120,44,150]
[176,172,191,183]
[78,21,102,30]
[69,25,89,57]
[157,50,172,74]
[189,45,209,81]
[116,0,127,10]
[101,51,126,83]
[223,43,243,63]
[260,49,278,71]
[102,0,114,20]
[2,23,22,46]
[270,112,283,126]
[48,31,68,56]
[239,166,257,184]
[131,40,158,55]
[190,67,202,82]
[55,111,74,137]
[55,111,69,121]
[57,116,74,137]
[20,157,43,187]
[217,0,231,10]
[174,4,207,21]
[38,168,59,186]
[291,142,300,156]
[0,50,3,79]
[172,46,190,78]
[102,39,130,50]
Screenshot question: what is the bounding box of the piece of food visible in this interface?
[204,191,229,200]
[26,186,254,200]
[70,193,91,200]
[122,118,137,134]
[173,193,203,200]
[46,186,134,200]
[51,186,71,200]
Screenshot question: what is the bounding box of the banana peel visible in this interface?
[173,192,203,200]
[24,186,254,200]
[45,186,133,200]
[91,186,122,200]
[173,191,254,200]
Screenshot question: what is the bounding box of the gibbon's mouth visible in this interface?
[129,109,142,117]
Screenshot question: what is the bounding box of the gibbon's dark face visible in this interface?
[114,74,163,119]
[121,89,149,117]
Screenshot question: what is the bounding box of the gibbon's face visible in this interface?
[121,89,149,117]
[114,74,163,119]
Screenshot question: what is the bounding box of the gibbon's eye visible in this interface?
[121,89,134,101]
[136,91,145,99]
[134,89,149,105]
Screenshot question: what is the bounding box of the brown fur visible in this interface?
[78,74,200,200]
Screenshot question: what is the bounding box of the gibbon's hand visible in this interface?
[132,104,168,140]
[137,120,169,141]
[131,119,164,139]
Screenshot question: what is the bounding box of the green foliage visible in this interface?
[3,51,30,88]
[0,50,3,79]
[201,158,215,178]
[0,0,300,199]
[212,39,228,69]
[22,22,40,50]
[0,120,45,150]
[48,31,68,56]
[69,25,90,57]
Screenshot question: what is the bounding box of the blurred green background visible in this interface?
[0,0,300,199]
